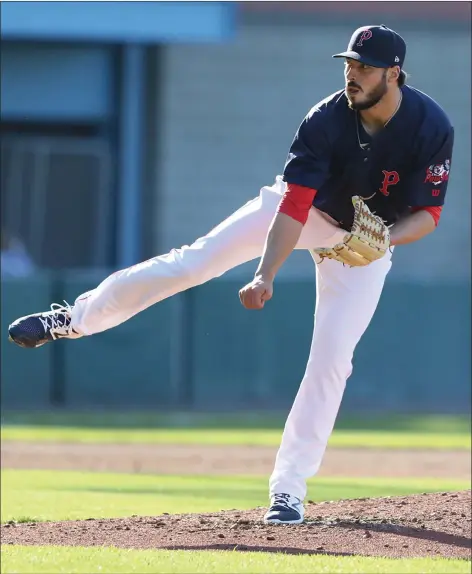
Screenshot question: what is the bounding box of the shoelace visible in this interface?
[39,301,74,340]
[272,493,292,509]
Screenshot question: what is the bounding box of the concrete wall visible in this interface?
[156,20,471,282]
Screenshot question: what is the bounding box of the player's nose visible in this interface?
[345,69,356,82]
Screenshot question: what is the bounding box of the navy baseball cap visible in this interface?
[332,25,406,69]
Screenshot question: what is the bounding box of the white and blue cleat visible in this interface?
[8,303,81,349]
[263,493,304,525]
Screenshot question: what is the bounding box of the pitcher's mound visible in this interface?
[2,491,471,559]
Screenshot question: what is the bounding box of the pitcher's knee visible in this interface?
[307,344,353,386]
[161,245,216,287]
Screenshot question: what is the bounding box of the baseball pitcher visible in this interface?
[9,26,454,525]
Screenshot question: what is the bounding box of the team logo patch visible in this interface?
[379,170,400,196]
[424,160,450,186]
[357,30,372,47]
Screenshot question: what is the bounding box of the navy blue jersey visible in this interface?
[282,86,454,229]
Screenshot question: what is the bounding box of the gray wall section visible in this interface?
[156,21,471,281]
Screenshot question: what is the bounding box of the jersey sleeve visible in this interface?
[282,108,331,190]
[404,128,454,207]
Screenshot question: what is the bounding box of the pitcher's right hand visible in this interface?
[239,275,273,310]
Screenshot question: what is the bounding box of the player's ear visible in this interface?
[388,66,400,83]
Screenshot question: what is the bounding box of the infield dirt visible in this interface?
[2,441,471,479]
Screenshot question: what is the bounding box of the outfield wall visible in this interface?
[2,273,469,414]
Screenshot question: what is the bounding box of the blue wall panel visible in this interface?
[61,272,178,408]
[190,281,314,409]
[190,280,470,414]
[1,277,53,408]
[343,282,471,414]
[1,44,112,119]
[1,275,469,414]
[1,1,235,43]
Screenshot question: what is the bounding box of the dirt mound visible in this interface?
[2,491,471,559]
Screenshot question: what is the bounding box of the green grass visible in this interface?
[2,426,469,450]
[2,546,470,574]
[3,411,470,432]
[1,469,469,524]
[1,412,470,449]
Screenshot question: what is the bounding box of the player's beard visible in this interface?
[347,71,388,111]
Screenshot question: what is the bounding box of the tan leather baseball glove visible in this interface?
[313,196,390,267]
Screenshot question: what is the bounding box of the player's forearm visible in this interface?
[255,213,304,280]
[389,210,437,246]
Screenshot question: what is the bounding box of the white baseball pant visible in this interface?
[71,175,392,501]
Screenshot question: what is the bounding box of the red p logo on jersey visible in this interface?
[379,170,400,196]
[357,30,373,47]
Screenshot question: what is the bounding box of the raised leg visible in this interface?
[71,178,344,336]
[8,176,345,347]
